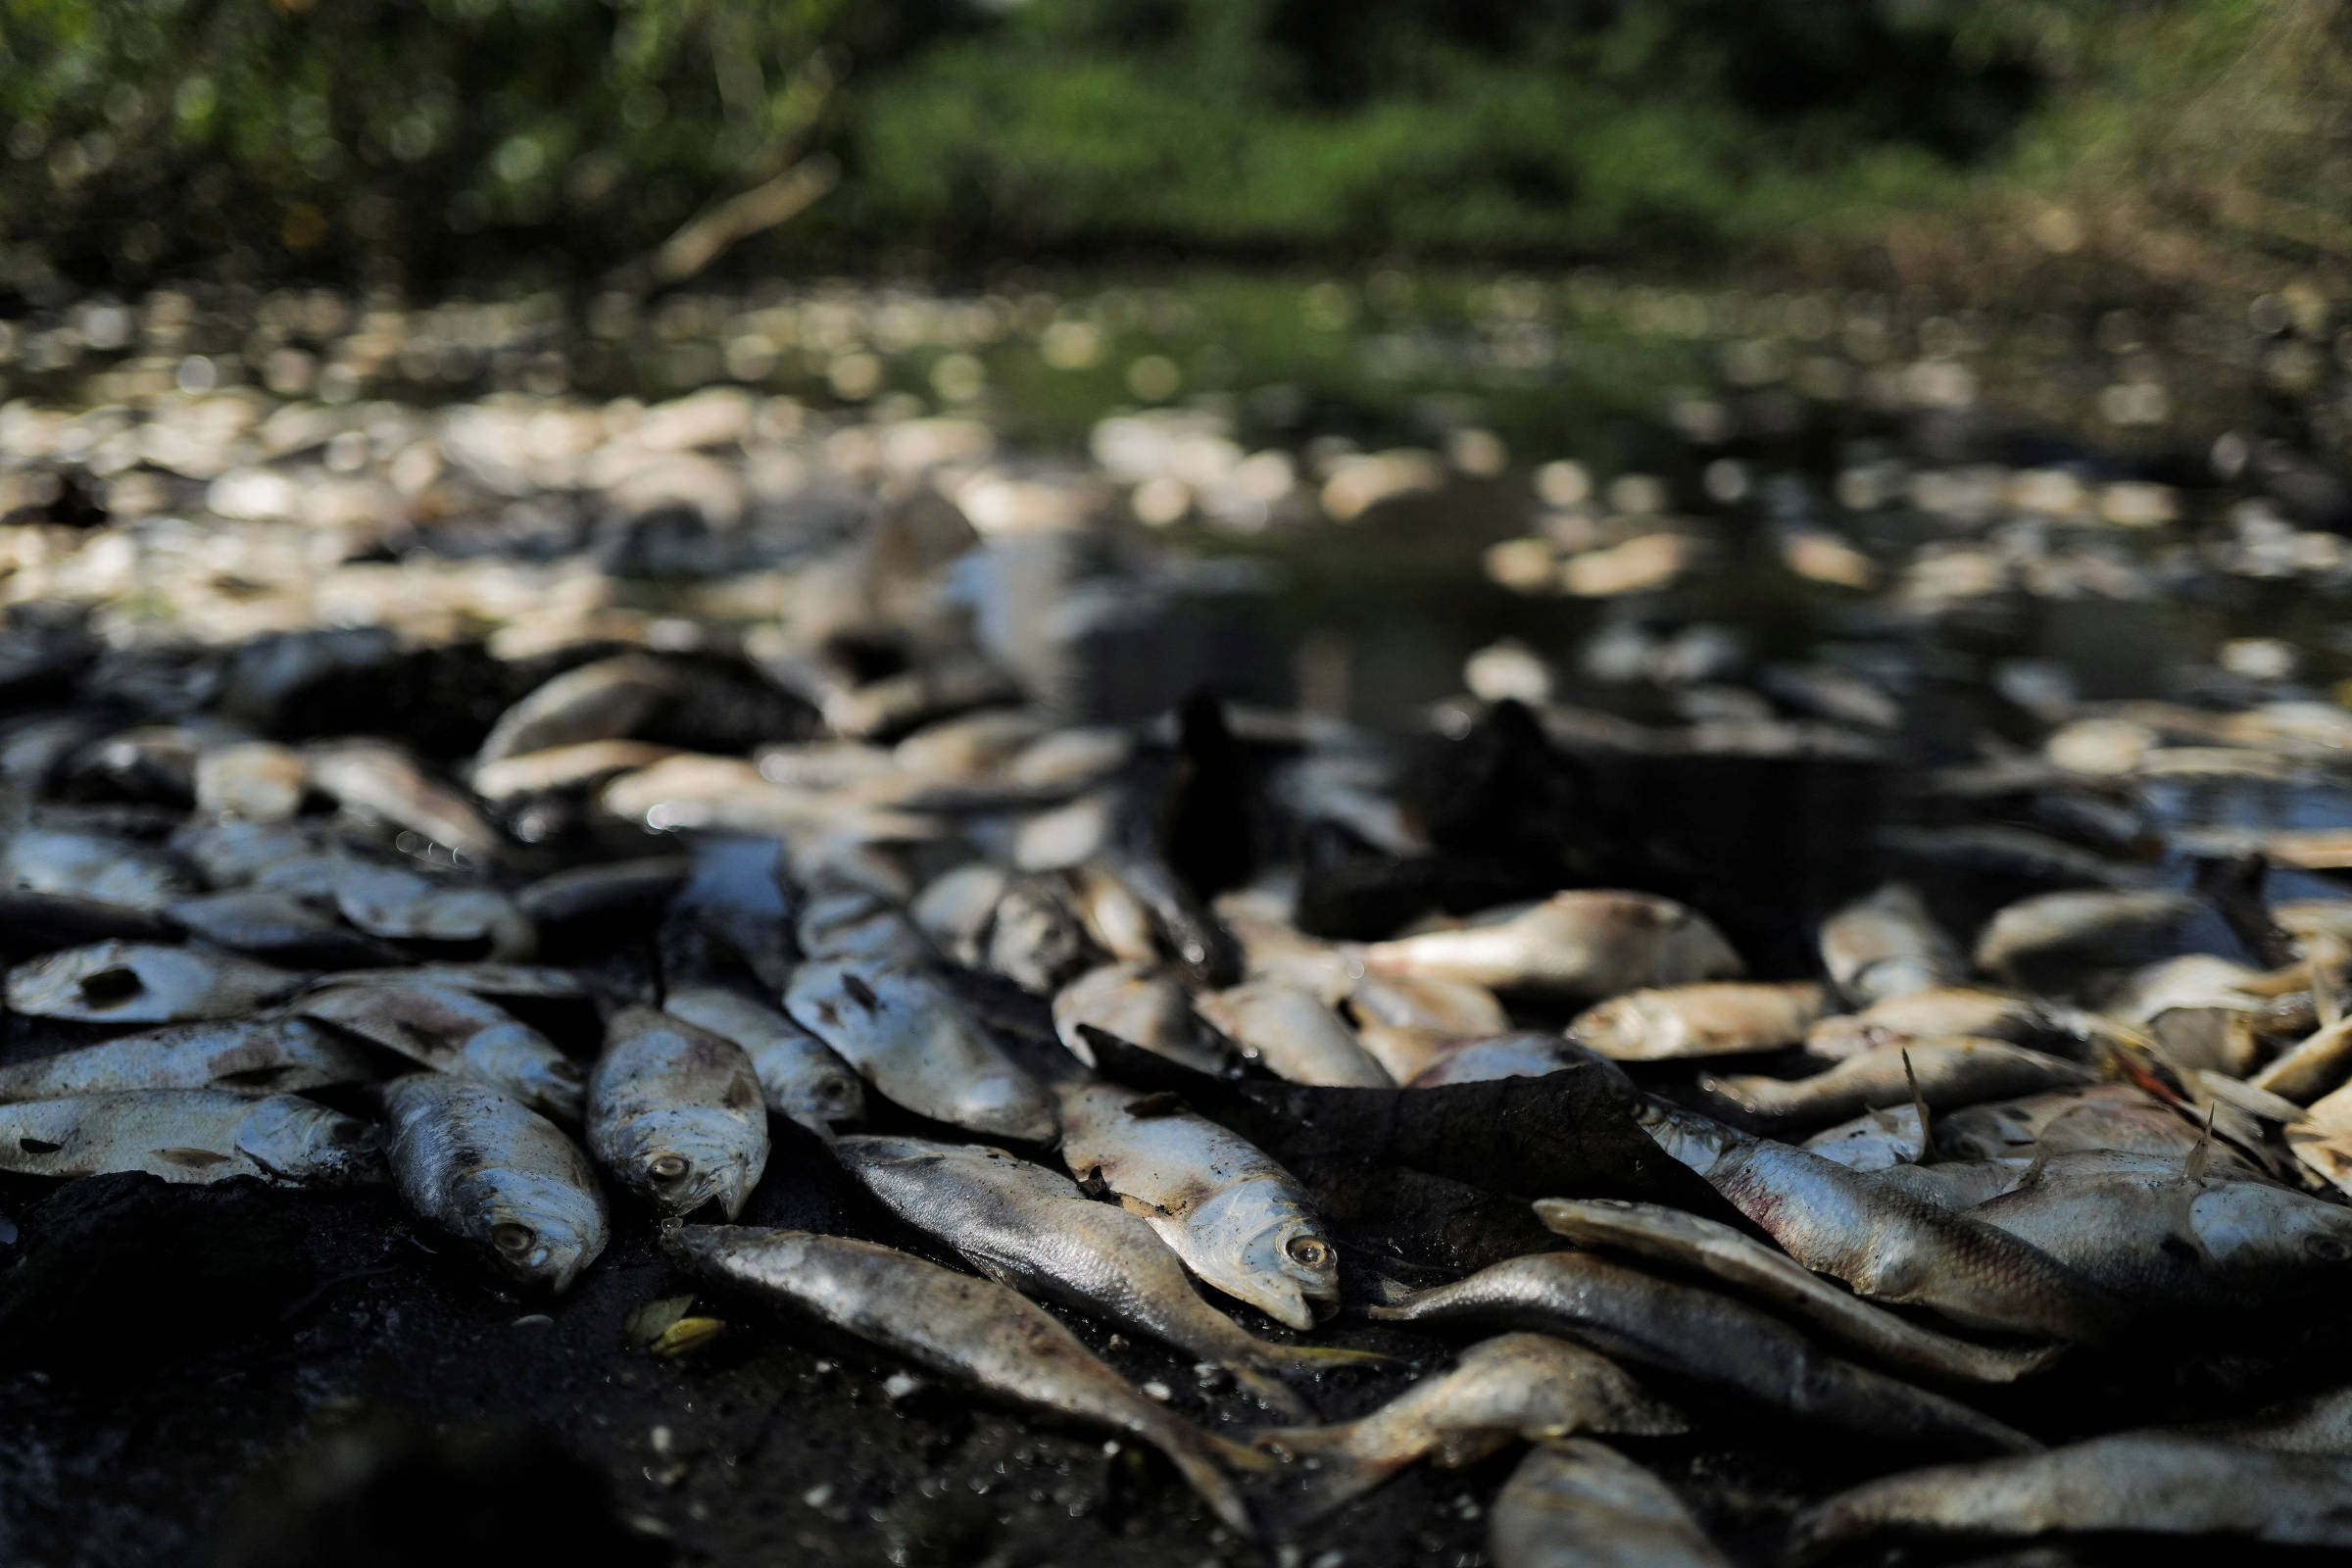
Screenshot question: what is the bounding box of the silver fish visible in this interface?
[1804,986,2056,1061]
[1935,1083,2214,1164]
[985,877,1098,996]
[671,1225,1268,1534]
[166,889,398,965]
[1787,1435,2352,1560]
[1641,1102,2124,1342]
[909,863,1007,966]
[1532,1199,2060,1384]
[786,961,1055,1142]
[1967,1158,2352,1307]
[309,961,588,1000]
[1973,889,2200,985]
[795,885,933,967]
[475,654,674,767]
[1196,980,1393,1087]
[0,1016,377,1103]
[1058,1080,1338,1330]
[1800,1103,1927,1170]
[332,858,532,955]
[308,739,505,863]
[1360,891,1742,998]
[658,834,797,992]
[1819,884,1964,1005]
[1700,1037,2092,1133]
[295,981,584,1121]
[1408,1034,1603,1087]
[586,1006,768,1218]
[663,985,865,1138]
[1489,1440,1734,1568]
[1053,962,1232,1074]
[1569,982,1825,1060]
[1250,1334,1685,1514]
[193,740,309,822]
[1367,1250,2036,1453]
[7,941,308,1023]
[0,1089,381,1185]
[2,824,195,912]
[832,1133,1384,1417]
[382,1073,608,1292]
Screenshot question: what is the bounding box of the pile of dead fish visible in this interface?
[9,585,2352,1564]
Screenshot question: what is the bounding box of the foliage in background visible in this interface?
[0,0,2337,299]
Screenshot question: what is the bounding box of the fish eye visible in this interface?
[1285,1236,1332,1269]
[324,1119,367,1146]
[2309,1234,2352,1263]
[818,1077,856,1105]
[649,1153,691,1182]
[492,1222,536,1255]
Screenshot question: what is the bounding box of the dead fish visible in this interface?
[308,739,504,864]
[1053,962,1231,1074]
[165,889,400,966]
[475,654,674,767]
[1700,1037,2092,1133]
[587,1006,768,1218]
[833,1134,1382,1419]
[1641,1102,2124,1342]
[1058,1080,1338,1330]
[786,961,1056,1142]
[2,825,194,912]
[1532,1199,2059,1385]
[796,884,932,967]
[1366,1250,2036,1453]
[671,1225,1268,1534]
[1216,892,1355,1002]
[2249,1014,2352,1103]
[514,856,689,927]
[658,833,797,992]
[1786,1435,2352,1560]
[1869,1159,2035,1212]
[1819,884,1965,1006]
[1408,1034,1605,1087]
[332,858,532,956]
[2185,1385,2352,1454]
[169,817,332,889]
[294,981,584,1121]
[1361,891,1742,999]
[663,985,865,1138]
[8,941,308,1023]
[1064,861,1163,966]
[909,863,1007,965]
[1196,980,1393,1087]
[1806,988,2061,1061]
[309,961,588,1000]
[193,741,309,821]
[1936,1084,2212,1164]
[893,708,1049,780]
[469,739,680,805]
[1348,972,1509,1036]
[1569,982,1824,1060]
[1488,1440,1732,1568]
[0,1015,377,1103]
[382,1073,608,1292]
[0,1089,381,1185]
[1250,1334,1684,1514]
[1801,1103,1928,1171]
[1973,890,2200,985]
[985,877,1097,996]
[1099,847,1242,988]
[1967,1158,2352,1307]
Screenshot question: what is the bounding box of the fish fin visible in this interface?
[2183,1100,2217,1186]
[2171,1104,2218,1265]
[1243,1434,1393,1528]
[1361,1275,1416,1307]
[1152,1428,1272,1538]
[1258,1344,1398,1374]
[1902,1049,1933,1158]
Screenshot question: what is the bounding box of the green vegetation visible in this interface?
[0,0,2339,297]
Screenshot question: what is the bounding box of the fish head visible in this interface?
[616,1107,766,1219]
[461,1167,610,1292]
[1187,1178,1339,1330]
[234,1095,386,1185]
[2195,1182,2352,1275]
[460,1022,586,1121]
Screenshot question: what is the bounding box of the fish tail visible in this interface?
[1149,1423,1270,1537]
[1243,1427,1390,1524]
